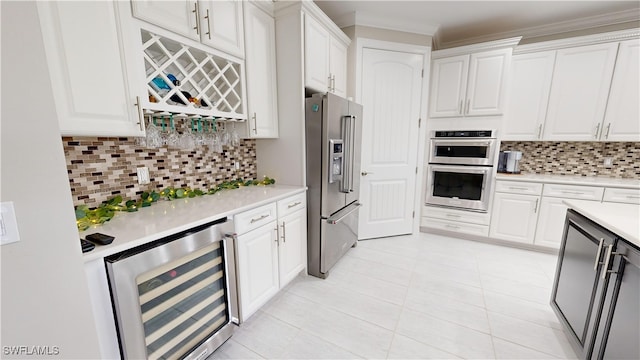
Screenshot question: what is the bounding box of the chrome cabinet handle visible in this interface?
[274,226,279,243]
[445,224,460,229]
[445,213,461,218]
[134,96,145,131]
[331,75,336,92]
[594,123,601,139]
[604,123,611,139]
[192,2,200,35]
[250,214,269,223]
[204,9,211,39]
[601,244,614,279]
[328,75,332,91]
[508,186,530,191]
[280,222,286,243]
[626,195,640,199]
[287,201,302,209]
[594,238,604,270]
[537,124,543,139]
[252,112,257,134]
[561,191,585,196]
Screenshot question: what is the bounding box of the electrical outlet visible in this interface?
[234,161,240,170]
[137,167,150,185]
[604,157,613,168]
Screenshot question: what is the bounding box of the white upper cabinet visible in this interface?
[38,1,144,137]
[131,0,244,58]
[543,42,618,141]
[602,39,640,141]
[329,37,348,97]
[502,51,556,140]
[244,1,278,138]
[304,13,348,96]
[198,0,244,58]
[429,45,514,118]
[130,0,197,40]
[429,54,469,117]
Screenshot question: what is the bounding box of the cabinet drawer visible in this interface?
[422,217,490,237]
[423,206,490,225]
[543,184,604,201]
[235,203,277,235]
[495,181,543,195]
[277,192,306,218]
[603,187,640,205]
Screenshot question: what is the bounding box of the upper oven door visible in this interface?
[429,139,496,166]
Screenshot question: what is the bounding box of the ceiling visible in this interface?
[313,1,640,48]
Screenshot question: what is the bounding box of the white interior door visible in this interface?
[358,48,424,239]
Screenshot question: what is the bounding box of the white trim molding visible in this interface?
[431,37,522,59]
[514,28,640,54]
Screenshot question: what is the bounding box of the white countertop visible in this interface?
[564,199,640,248]
[496,173,640,189]
[81,185,306,262]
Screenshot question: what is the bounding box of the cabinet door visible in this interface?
[236,222,279,321]
[593,241,639,360]
[429,55,469,118]
[244,2,278,138]
[502,51,556,140]
[131,0,198,41]
[198,0,244,58]
[543,42,618,141]
[304,14,330,93]
[489,192,539,244]
[602,39,640,141]
[278,209,307,288]
[38,1,144,137]
[466,48,511,116]
[534,197,569,249]
[329,37,348,97]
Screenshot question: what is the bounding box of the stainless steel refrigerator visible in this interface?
[305,92,363,279]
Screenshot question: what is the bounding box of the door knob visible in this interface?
[361,171,373,176]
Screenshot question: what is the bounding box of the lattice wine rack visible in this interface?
[141,30,246,120]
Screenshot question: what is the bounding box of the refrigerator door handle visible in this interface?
[349,115,356,192]
[340,115,354,194]
[327,203,361,224]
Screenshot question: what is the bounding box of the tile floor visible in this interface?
[212,232,578,359]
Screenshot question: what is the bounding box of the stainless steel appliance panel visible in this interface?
[429,139,497,166]
[426,164,493,212]
[320,202,361,275]
[106,219,238,360]
[306,92,363,278]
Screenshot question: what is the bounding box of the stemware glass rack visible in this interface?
[140,29,246,122]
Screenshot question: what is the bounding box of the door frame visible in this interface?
[354,38,431,236]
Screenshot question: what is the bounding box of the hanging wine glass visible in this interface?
[231,122,241,147]
[145,116,162,148]
[165,114,180,149]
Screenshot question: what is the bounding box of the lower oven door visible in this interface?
[426,165,493,212]
[105,218,238,360]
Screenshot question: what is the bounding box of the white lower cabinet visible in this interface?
[278,209,306,287]
[534,197,569,248]
[489,192,540,244]
[234,192,307,321]
[421,205,490,236]
[236,220,280,321]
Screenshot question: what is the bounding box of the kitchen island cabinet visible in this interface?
[551,201,639,359]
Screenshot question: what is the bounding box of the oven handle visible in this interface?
[427,164,493,174]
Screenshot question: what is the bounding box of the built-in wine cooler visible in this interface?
[106,217,239,360]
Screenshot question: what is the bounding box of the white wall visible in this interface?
[0,2,101,358]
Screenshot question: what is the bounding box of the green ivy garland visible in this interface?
[75,176,276,231]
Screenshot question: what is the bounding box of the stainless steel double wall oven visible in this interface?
[426,130,498,212]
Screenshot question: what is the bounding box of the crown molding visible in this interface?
[437,8,639,49]
[274,0,351,45]
[332,11,439,36]
[432,37,522,59]
[513,28,640,54]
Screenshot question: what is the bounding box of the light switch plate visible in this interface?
[1,202,21,245]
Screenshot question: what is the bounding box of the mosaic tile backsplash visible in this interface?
[500,141,640,178]
[64,137,257,207]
